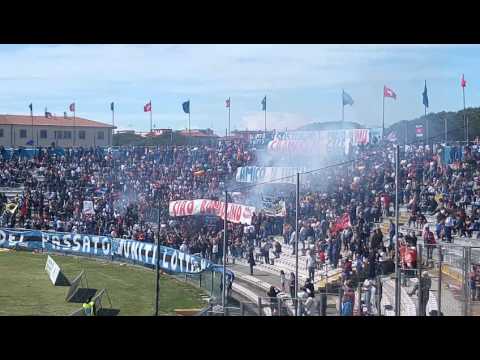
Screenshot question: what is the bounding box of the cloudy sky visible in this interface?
[0,44,478,134]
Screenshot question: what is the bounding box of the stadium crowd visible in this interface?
[1,137,480,312]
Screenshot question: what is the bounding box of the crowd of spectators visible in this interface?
[2,137,480,311]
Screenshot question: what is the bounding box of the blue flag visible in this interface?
[182,100,190,114]
[28,103,33,113]
[422,81,429,108]
[342,90,354,106]
[261,96,266,111]
[26,139,34,146]
[110,102,114,111]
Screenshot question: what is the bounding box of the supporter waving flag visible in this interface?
[330,213,351,235]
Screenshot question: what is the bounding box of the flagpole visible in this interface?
[228,99,231,137]
[150,100,153,133]
[444,117,447,143]
[463,84,466,144]
[188,112,191,136]
[425,104,427,149]
[30,105,34,147]
[112,104,115,134]
[382,92,385,140]
[342,90,345,122]
[73,107,76,148]
[264,99,267,136]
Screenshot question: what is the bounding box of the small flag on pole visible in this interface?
[225,98,230,108]
[110,102,115,111]
[28,103,33,114]
[384,86,397,99]
[182,100,190,114]
[461,74,467,88]
[69,102,75,112]
[342,91,354,106]
[144,101,152,112]
[261,96,266,111]
[422,81,429,108]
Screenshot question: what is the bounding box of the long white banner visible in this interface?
[267,129,371,155]
[169,199,256,225]
[235,166,305,184]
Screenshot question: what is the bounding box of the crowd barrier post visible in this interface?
[438,246,443,316]
[338,286,343,316]
[463,246,471,316]
[258,298,263,316]
[417,245,423,316]
[319,291,324,316]
[211,271,214,298]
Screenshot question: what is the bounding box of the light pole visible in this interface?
[394,145,401,316]
[155,190,161,316]
[295,172,300,316]
[222,190,228,314]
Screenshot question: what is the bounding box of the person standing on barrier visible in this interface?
[423,226,435,266]
[306,250,317,283]
[388,219,395,250]
[289,272,296,300]
[247,247,255,275]
[280,270,286,293]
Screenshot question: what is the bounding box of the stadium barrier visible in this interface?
[0,228,234,281]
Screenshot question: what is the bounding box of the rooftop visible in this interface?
[0,114,115,128]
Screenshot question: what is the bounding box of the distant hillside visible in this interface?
[297,121,364,131]
[388,107,480,144]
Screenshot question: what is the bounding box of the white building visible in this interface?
[0,114,115,148]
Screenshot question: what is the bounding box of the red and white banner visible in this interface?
[169,199,256,225]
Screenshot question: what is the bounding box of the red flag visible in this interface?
[225,98,230,108]
[384,86,397,99]
[69,102,75,112]
[461,74,467,88]
[144,101,152,112]
[330,213,351,234]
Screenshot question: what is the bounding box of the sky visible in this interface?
[0,44,478,135]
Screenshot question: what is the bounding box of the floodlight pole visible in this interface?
[295,172,300,316]
[394,144,401,316]
[155,190,161,316]
[222,190,228,314]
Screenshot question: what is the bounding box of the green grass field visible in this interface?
[0,250,208,316]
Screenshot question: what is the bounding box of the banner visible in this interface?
[235,166,305,184]
[45,255,61,285]
[83,201,95,215]
[0,228,234,280]
[268,129,371,155]
[169,199,256,225]
[261,196,286,217]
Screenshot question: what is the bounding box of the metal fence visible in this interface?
[391,243,480,316]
